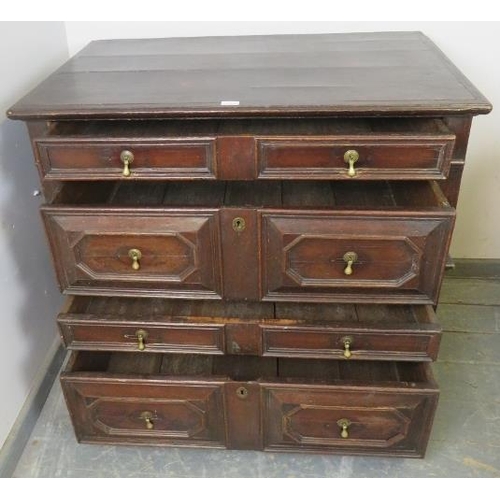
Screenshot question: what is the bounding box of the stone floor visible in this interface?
[11,262,500,477]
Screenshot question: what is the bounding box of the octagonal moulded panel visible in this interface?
[74,232,197,282]
[262,384,438,456]
[61,376,227,446]
[283,235,422,288]
[41,209,222,298]
[282,404,411,448]
[91,399,208,439]
[261,212,453,304]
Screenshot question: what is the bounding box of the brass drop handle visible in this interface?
[343,149,359,178]
[128,248,142,270]
[341,336,353,359]
[136,329,147,351]
[337,418,351,439]
[343,251,358,276]
[120,150,134,177]
[140,411,154,430]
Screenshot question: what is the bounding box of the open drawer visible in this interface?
[32,118,455,182]
[42,179,454,303]
[61,352,439,457]
[59,297,441,361]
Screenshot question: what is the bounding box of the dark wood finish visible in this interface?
[8,32,491,119]
[9,33,491,458]
[217,136,256,180]
[41,207,223,299]
[225,323,262,356]
[438,116,473,208]
[42,180,454,303]
[440,163,464,209]
[30,118,455,182]
[220,208,260,300]
[61,352,227,447]
[262,370,438,457]
[262,211,453,304]
[58,297,441,361]
[257,128,454,181]
[37,138,217,181]
[61,351,438,455]
[224,382,263,449]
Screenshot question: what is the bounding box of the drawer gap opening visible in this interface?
[49,180,453,211]
[67,351,436,388]
[354,304,417,324]
[41,117,453,141]
[61,296,439,330]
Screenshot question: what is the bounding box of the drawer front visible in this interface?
[262,212,454,304]
[257,136,455,180]
[262,325,440,361]
[42,208,222,298]
[61,377,226,447]
[59,321,439,361]
[62,352,438,454]
[59,321,225,355]
[263,385,438,457]
[36,139,216,180]
[59,299,440,360]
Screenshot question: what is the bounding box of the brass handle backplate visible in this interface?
[128,248,142,270]
[337,418,351,439]
[120,150,134,177]
[341,336,353,359]
[139,411,155,430]
[343,251,358,276]
[343,149,359,178]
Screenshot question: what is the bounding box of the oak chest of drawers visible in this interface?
[8,32,491,458]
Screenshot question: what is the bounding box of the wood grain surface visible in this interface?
[8,32,491,119]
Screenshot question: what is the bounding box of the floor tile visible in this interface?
[446,259,500,280]
[439,279,500,306]
[437,304,500,333]
[439,331,500,364]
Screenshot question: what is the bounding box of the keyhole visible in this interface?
[232,217,246,232]
[236,386,249,399]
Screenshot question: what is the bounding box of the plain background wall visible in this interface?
[65,21,499,258]
[0,20,498,451]
[0,22,68,448]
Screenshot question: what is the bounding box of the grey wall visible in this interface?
[0,22,69,447]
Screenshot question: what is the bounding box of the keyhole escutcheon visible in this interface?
[236,386,249,399]
[232,217,246,232]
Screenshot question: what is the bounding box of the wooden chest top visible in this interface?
[7,31,491,120]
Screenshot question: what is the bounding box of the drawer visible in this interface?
[257,136,454,180]
[41,207,222,299]
[262,182,455,305]
[224,117,455,180]
[32,118,454,181]
[61,352,227,447]
[44,180,454,303]
[61,352,438,456]
[59,297,441,361]
[263,359,439,456]
[37,139,216,181]
[34,121,218,181]
[263,212,453,304]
